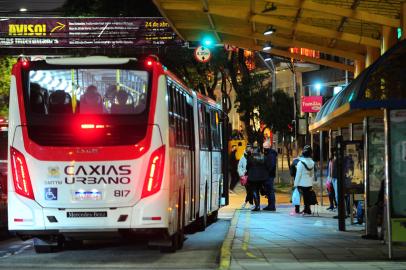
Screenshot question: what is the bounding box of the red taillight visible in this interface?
[10,147,34,200]
[146,60,153,66]
[21,60,29,68]
[81,123,105,129]
[141,145,165,199]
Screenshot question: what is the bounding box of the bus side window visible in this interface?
[175,88,182,147]
[167,82,173,125]
[182,93,187,147]
[198,103,206,149]
[205,108,211,151]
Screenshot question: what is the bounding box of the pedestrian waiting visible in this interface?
[293,145,317,216]
[246,142,270,211]
[237,144,253,207]
[263,141,277,211]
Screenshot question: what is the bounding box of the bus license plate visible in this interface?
[74,191,102,200]
[67,212,107,218]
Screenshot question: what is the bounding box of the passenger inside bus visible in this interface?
[111,90,134,114]
[48,90,72,114]
[105,85,117,104]
[79,85,103,114]
[30,83,48,114]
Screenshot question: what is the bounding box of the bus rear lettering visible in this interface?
[63,165,132,176]
[64,176,131,185]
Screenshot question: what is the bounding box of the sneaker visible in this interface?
[251,207,260,212]
[302,212,312,216]
[326,207,334,211]
[263,206,276,211]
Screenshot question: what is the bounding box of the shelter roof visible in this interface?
[309,39,406,131]
[153,0,403,70]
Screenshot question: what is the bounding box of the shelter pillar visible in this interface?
[354,59,365,78]
[381,26,397,54]
[365,46,380,68]
[402,1,406,40]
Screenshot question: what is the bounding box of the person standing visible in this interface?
[238,144,253,206]
[247,142,269,211]
[229,145,239,192]
[263,141,277,211]
[294,145,316,215]
[327,155,338,210]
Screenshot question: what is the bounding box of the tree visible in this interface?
[0,57,16,116]
[227,49,270,144]
[261,90,294,165]
[160,46,228,100]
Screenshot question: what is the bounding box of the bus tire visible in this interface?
[209,210,218,224]
[33,236,63,253]
[160,192,184,253]
[197,187,208,231]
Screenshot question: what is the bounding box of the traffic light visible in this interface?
[201,35,215,47]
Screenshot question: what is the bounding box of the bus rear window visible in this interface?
[28,69,148,115]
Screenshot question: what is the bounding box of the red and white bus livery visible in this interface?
[7,56,228,252]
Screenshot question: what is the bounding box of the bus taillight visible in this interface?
[141,145,165,199]
[10,147,34,200]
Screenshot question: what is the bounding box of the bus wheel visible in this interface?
[197,188,208,231]
[208,210,218,224]
[33,236,63,253]
[160,193,184,253]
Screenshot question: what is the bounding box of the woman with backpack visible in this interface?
[293,145,316,215]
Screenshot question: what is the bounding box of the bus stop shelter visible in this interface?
[309,39,406,259]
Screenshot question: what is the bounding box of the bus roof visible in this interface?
[45,56,137,66]
[164,69,221,110]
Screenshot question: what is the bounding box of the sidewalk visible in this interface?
[219,187,406,270]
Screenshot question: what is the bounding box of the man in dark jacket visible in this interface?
[247,142,269,211]
[263,142,278,211]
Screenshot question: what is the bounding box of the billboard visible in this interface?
[0,17,183,48]
[301,96,322,113]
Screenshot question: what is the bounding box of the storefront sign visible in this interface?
[0,17,183,48]
[301,96,323,113]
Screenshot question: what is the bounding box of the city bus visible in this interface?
[7,56,228,253]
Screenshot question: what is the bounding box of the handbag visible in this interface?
[292,188,300,205]
[326,177,333,192]
[240,175,248,186]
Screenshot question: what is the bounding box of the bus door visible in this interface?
[187,99,196,221]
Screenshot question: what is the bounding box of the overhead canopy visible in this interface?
[153,0,402,71]
[309,38,406,132]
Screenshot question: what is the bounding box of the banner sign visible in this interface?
[0,17,183,48]
[301,96,323,113]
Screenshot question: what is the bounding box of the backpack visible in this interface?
[290,158,299,177]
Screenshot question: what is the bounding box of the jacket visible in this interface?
[264,148,277,178]
[294,157,315,187]
[237,155,247,177]
[247,149,269,182]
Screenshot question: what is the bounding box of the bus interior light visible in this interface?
[10,147,34,200]
[141,145,166,199]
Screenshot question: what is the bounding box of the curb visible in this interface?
[218,209,240,270]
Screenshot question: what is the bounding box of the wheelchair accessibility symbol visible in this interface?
[45,188,58,200]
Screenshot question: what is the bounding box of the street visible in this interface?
[0,218,230,270]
